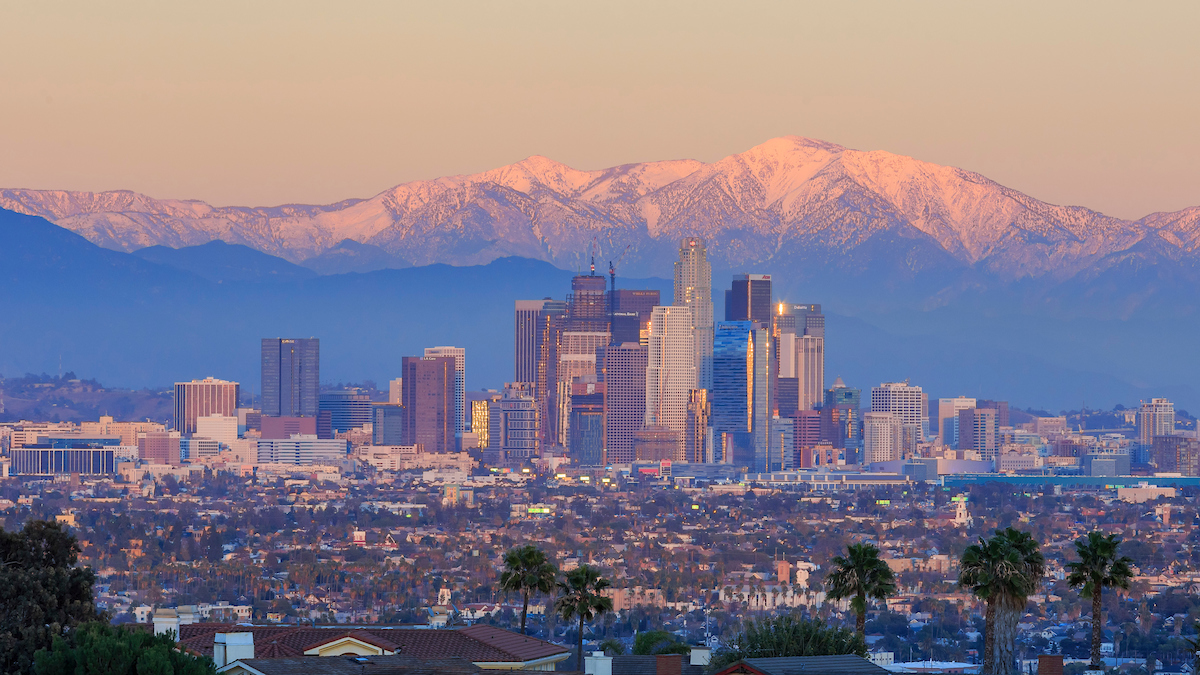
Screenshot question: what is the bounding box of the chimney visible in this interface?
[584,651,612,675]
[214,632,255,668]
[689,646,711,666]
[655,654,683,675]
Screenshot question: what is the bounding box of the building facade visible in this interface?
[424,346,466,438]
[601,342,648,464]
[644,305,696,460]
[401,356,456,453]
[173,378,240,435]
[673,237,714,390]
[261,338,319,418]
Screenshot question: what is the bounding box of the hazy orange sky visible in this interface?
[2,1,1198,220]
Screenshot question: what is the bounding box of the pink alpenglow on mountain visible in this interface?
[3,136,1197,279]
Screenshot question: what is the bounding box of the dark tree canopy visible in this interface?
[35,622,215,675]
[711,614,868,670]
[0,520,100,675]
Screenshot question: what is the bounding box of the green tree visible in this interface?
[555,565,614,669]
[824,542,897,635]
[35,621,215,675]
[0,520,100,674]
[959,527,1045,675]
[710,614,867,670]
[1178,622,1200,675]
[632,630,689,656]
[498,545,558,635]
[1066,531,1134,670]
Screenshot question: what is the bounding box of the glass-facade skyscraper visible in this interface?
[711,321,771,471]
[261,338,319,418]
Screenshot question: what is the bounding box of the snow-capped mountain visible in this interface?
[2,136,1195,283]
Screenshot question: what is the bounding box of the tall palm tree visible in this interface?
[824,542,897,635]
[556,564,614,669]
[959,527,1045,675]
[498,545,557,635]
[1066,531,1134,670]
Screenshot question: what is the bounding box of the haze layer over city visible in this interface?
[3,4,1200,675]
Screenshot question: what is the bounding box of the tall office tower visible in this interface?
[958,407,999,462]
[862,412,903,465]
[674,237,714,389]
[977,400,1010,428]
[388,378,403,404]
[602,342,648,464]
[725,274,772,323]
[790,303,825,338]
[645,305,697,459]
[770,417,795,470]
[261,338,319,418]
[400,356,455,453]
[318,389,373,433]
[870,381,928,455]
[613,290,661,328]
[372,403,405,445]
[936,397,977,447]
[173,378,241,435]
[569,378,606,466]
[555,331,610,446]
[796,335,824,412]
[567,275,609,332]
[535,301,568,445]
[712,321,772,470]
[685,388,710,463]
[610,312,642,345]
[515,299,551,384]
[425,346,466,437]
[489,383,540,465]
[821,378,862,462]
[1138,398,1176,445]
[792,410,822,468]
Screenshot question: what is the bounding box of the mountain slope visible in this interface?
[132,240,316,283]
[1,137,1183,284]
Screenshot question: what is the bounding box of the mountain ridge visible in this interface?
[2,136,1198,289]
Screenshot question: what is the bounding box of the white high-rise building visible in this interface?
[1138,398,1175,445]
[936,397,977,447]
[425,346,466,437]
[388,378,403,405]
[796,335,824,413]
[862,412,904,465]
[673,238,714,391]
[645,305,697,459]
[870,381,928,454]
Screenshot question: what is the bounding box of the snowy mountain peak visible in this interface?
[2,136,1198,282]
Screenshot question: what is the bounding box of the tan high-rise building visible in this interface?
[673,237,714,390]
[174,378,240,435]
[862,412,903,465]
[1138,398,1175,445]
[936,397,977,447]
[645,306,696,458]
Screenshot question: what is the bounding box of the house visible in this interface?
[711,656,890,675]
[178,623,569,672]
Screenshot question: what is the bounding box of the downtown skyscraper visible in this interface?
[712,320,772,471]
[673,237,714,390]
[644,305,696,460]
[425,346,466,438]
[261,338,319,418]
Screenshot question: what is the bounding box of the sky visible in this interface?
[2,2,1199,220]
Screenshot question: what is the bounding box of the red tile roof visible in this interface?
[177,623,567,665]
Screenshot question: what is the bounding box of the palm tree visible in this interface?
[1066,531,1133,670]
[1179,621,1200,675]
[556,564,614,669]
[959,527,1045,675]
[498,545,557,635]
[824,542,897,635]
